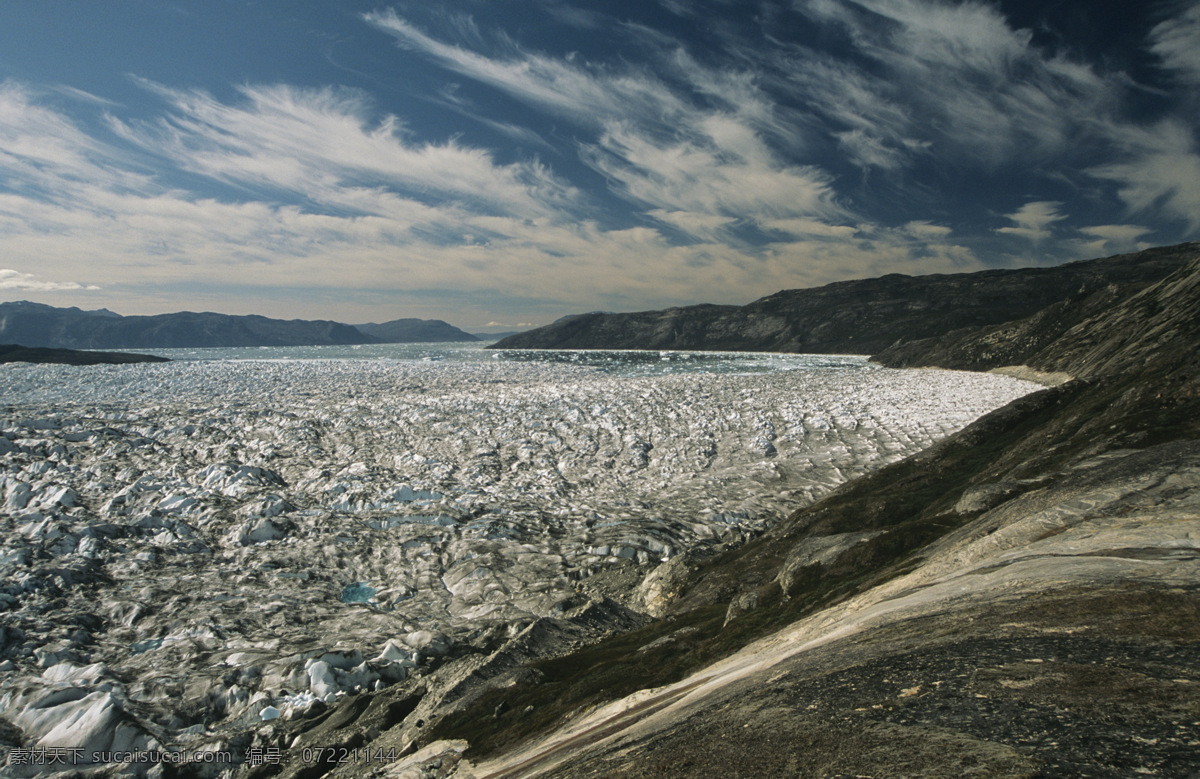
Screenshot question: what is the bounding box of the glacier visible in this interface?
[0,350,1036,774]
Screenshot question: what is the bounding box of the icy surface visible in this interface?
[0,348,1036,768]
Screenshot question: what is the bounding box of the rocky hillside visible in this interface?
[491,243,1196,354]
[875,245,1200,383]
[359,251,1200,776]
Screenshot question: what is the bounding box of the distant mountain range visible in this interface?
[353,318,481,344]
[491,243,1197,354]
[0,301,478,349]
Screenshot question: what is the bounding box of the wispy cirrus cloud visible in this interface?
[110,80,578,222]
[791,0,1114,170]
[365,10,670,125]
[0,81,152,199]
[1089,120,1200,233]
[367,2,1175,267]
[1150,1,1200,86]
[584,124,843,224]
[365,9,845,245]
[4,2,1197,327]
[0,79,869,320]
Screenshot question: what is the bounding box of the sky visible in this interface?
[1,1,1198,332]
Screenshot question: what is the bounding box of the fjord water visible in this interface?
[0,342,1037,763]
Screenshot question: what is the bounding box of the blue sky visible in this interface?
[1,1,1198,331]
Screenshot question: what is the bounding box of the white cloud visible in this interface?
[365,10,835,234]
[0,269,99,291]
[835,128,907,170]
[648,209,738,241]
[903,221,953,239]
[0,81,152,197]
[112,80,577,222]
[996,201,1066,242]
[1079,224,1152,243]
[3,4,1191,325]
[586,124,843,225]
[792,0,1114,168]
[365,10,676,125]
[772,51,923,170]
[1150,2,1200,86]
[1070,223,1154,256]
[367,9,795,162]
[368,3,1177,285]
[1089,120,1200,232]
[0,83,857,318]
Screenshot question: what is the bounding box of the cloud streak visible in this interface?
[789,0,1116,170]
[0,269,99,292]
[366,10,845,244]
[1089,121,1200,233]
[111,80,578,222]
[0,80,861,320]
[1150,1,1200,86]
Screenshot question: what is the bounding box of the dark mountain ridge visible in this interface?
[491,242,1197,354]
[354,318,479,343]
[0,301,476,349]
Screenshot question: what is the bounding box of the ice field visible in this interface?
[0,346,1037,772]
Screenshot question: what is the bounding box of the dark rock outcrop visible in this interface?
[491,243,1196,354]
[0,344,169,365]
